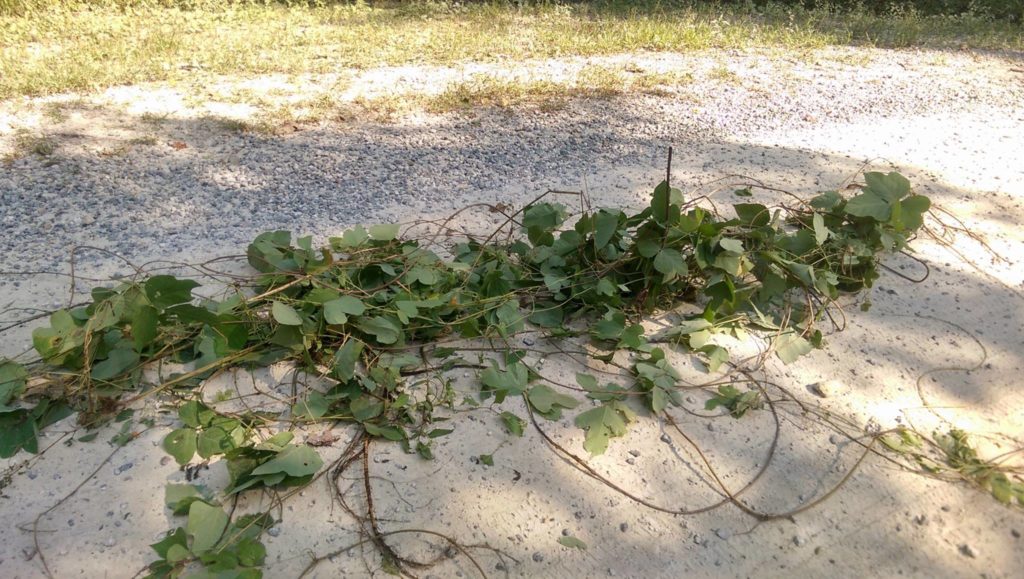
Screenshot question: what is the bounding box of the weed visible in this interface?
[1,1,1020,100]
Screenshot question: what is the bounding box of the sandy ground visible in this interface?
[1,47,1023,578]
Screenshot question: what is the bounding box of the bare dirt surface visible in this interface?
[1,46,1023,578]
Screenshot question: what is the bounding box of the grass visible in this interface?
[5,129,56,160]
[425,65,694,113]
[1,1,1021,100]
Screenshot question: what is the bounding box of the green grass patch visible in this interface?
[1,1,1021,100]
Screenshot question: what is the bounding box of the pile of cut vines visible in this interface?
[2,168,1019,578]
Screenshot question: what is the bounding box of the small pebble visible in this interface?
[267,526,282,537]
[628,450,640,457]
[715,528,731,540]
[532,552,544,562]
[619,523,629,532]
[959,544,978,558]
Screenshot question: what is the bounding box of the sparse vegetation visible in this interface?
[1,1,1020,100]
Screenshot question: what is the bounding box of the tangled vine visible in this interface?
[2,166,1020,578]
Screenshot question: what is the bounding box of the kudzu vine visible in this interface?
[8,169,1015,579]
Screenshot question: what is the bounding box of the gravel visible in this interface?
[1,47,1022,287]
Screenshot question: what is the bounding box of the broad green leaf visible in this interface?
[0,360,27,406]
[91,348,139,381]
[323,296,366,325]
[864,171,910,202]
[356,316,402,345]
[653,248,688,282]
[131,305,159,351]
[557,536,588,550]
[165,483,207,515]
[700,345,729,372]
[151,528,187,559]
[332,339,363,382]
[480,362,530,397]
[350,395,384,421]
[526,384,579,414]
[251,445,323,478]
[845,192,891,221]
[718,238,744,253]
[332,225,370,249]
[0,409,37,457]
[271,301,303,326]
[900,195,931,231]
[163,428,197,465]
[812,213,830,245]
[363,423,406,441]
[774,332,814,364]
[593,210,620,250]
[368,224,400,241]
[291,391,329,421]
[186,501,229,554]
[574,402,635,455]
[500,411,525,437]
[734,203,770,227]
[528,305,564,328]
[145,276,200,310]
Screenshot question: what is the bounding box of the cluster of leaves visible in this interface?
[148,484,272,579]
[7,173,927,459]
[0,171,938,573]
[705,385,763,418]
[882,428,1024,507]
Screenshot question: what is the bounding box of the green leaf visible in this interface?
[0,360,27,406]
[145,276,200,310]
[131,305,159,351]
[734,203,770,226]
[899,195,931,231]
[350,395,384,421]
[323,296,366,325]
[699,345,729,372]
[356,316,402,345]
[271,301,303,326]
[557,536,588,550]
[165,483,207,515]
[526,384,579,415]
[416,441,434,460]
[363,423,406,441]
[251,445,323,478]
[812,213,830,245]
[368,224,400,241]
[236,538,267,567]
[291,391,329,421]
[479,453,494,466]
[186,501,229,554]
[480,362,530,397]
[332,339,364,381]
[864,171,910,202]
[593,210,620,250]
[91,348,139,381]
[653,248,688,282]
[163,428,197,465]
[574,402,635,455]
[332,225,370,249]
[718,238,744,254]
[529,307,563,329]
[500,411,525,437]
[151,528,187,559]
[774,332,814,364]
[845,191,891,221]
